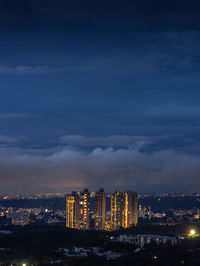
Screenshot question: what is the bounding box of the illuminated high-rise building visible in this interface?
[131,192,138,226]
[66,188,138,231]
[122,191,138,228]
[66,191,80,229]
[111,191,124,230]
[94,188,106,230]
[79,188,90,230]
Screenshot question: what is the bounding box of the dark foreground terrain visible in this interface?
[0,224,200,265]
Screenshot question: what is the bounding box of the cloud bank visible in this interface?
[0,139,199,193]
[60,135,148,149]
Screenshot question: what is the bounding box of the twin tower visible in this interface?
[66,188,138,231]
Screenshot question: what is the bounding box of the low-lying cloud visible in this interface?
[0,143,200,193]
[60,135,148,149]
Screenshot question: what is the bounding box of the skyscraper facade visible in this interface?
[66,188,138,231]
[111,191,124,230]
[94,188,106,230]
[132,192,138,226]
[122,191,138,228]
[79,188,90,230]
[66,191,80,229]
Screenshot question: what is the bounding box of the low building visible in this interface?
[115,234,178,247]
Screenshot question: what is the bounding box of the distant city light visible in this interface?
[190,229,196,236]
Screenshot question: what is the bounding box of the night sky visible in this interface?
[1,0,200,193]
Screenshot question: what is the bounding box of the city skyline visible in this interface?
[1,1,200,265]
[66,188,138,231]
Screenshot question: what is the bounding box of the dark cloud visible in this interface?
[0,63,100,75]
[0,0,200,77]
[60,135,200,155]
[0,113,33,119]
[60,135,148,149]
[0,1,199,35]
[0,65,55,75]
[0,136,20,144]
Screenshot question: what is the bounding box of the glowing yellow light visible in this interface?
[190,229,196,236]
[22,264,26,266]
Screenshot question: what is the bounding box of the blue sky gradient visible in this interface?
[1,0,200,192]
